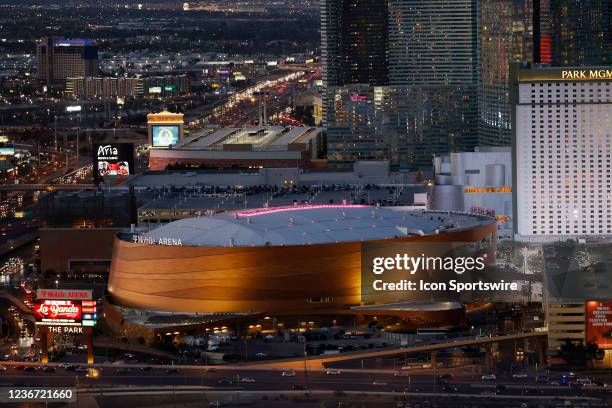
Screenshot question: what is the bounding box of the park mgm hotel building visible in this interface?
[511,64,612,242]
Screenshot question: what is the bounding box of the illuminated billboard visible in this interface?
[152,125,179,147]
[34,300,82,325]
[149,86,162,94]
[586,301,612,349]
[92,143,134,178]
[0,147,15,156]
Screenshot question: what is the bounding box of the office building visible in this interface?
[512,64,612,241]
[550,0,611,67]
[477,0,534,147]
[65,75,189,100]
[387,0,477,86]
[320,0,389,89]
[323,0,478,170]
[326,84,477,169]
[36,37,99,87]
[66,76,143,100]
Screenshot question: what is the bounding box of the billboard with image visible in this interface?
[92,143,134,178]
[34,299,82,325]
[152,125,180,147]
[586,300,612,349]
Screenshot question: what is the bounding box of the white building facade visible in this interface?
[512,65,612,241]
[432,147,513,239]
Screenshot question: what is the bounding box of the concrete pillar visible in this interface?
[40,327,48,364]
[86,328,94,365]
[537,339,546,366]
[484,344,493,371]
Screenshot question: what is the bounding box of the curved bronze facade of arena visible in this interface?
[107,221,497,318]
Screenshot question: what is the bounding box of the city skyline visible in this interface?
[0,1,610,407]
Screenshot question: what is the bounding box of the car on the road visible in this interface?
[480,390,496,395]
[536,375,549,383]
[206,368,217,373]
[255,353,267,359]
[23,366,36,372]
[281,370,295,377]
[512,372,528,379]
[0,365,6,371]
[141,366,154,372]
[481,373,497,381]
[292,384,307,390]
[58,363,71,369]
[325,369,341,375]
[443,385,460,392]
[86,368,101,379]
[42,366,55,373]
[75,367,89,373]
[438,374,454,383]
[165,368,179,374]
[372,381,387,386]
[116,367,131,374]
[495,385,508,393]
[394,371,409,377]
[241,377,255,383]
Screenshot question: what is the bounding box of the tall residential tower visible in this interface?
[36,37,99,87]
[322,0,478,169]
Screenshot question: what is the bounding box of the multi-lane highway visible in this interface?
[0,362,609,400]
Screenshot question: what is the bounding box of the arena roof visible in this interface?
[136,205,493,247]
[172,126,321,150]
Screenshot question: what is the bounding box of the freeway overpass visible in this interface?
[251,331,548,369]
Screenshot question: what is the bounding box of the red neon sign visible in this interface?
[234,204,369,218]
[34,300,81,322]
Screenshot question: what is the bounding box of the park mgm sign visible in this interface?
[561,69,612,80]
[34,289,97,364]
[518,67,612,82]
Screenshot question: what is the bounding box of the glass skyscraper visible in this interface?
[478,0,611,147]
[550,0,611,66]
[477,0,534,147]
[322,0,478,169]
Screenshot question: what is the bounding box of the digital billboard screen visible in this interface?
[152,125,179,147]
[34,300,82,325]
[586,301,612,349]
[92,143,134,178]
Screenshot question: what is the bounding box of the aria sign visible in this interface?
[92,143,134,178]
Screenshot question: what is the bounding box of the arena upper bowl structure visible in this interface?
[107,205,497,322]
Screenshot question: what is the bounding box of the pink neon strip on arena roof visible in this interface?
[234,204,369,218]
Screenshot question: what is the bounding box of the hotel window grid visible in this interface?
[516,76,612,238]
